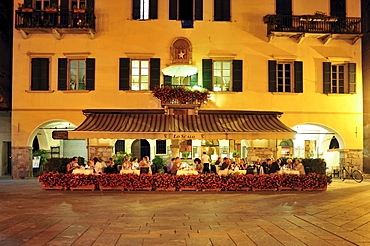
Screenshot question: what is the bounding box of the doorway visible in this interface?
[131,139,150,160]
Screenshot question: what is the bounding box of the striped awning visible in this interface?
[68,110,296,140]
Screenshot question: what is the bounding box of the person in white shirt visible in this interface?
[201,152,211,174]
[93,157,104,174]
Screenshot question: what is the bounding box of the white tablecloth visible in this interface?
[278,170,300,175]
[229,170,247,175]
[72,169,94,175]
[176,170,199,175]
[120,169,140,175]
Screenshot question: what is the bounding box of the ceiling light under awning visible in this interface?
[162,65,198,77]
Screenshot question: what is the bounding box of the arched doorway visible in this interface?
[292,124,344,170]
[131,139,150,160]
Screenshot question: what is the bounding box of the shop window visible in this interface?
[202,59,242,92]
[132,0,158,20]
[323,62,356,94]
[119,58,160,91]
[156,140,166,154]
[268,60,303,93]
[214,0,230,21]
[31,58,49,91]
[169,0,203,21]
[58,58,95,91]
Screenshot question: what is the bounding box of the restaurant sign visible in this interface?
[52,130,69,139]
[163,133,206,139]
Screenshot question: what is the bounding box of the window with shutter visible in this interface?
[322,62,355,94]
[58,58,95,91]
[133,0,158,20]
[214,0,230,21]
[169,0,203,20]
[31,58,49,91]
[268,60,303,93]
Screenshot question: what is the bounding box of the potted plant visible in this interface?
[232,151,240,158]
[73,4,86,13]
[182,151,190,159]
[45,3,58,12]
[18,3,33,12]
[152,85,210,105]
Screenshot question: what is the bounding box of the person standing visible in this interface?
[201,152,211,174]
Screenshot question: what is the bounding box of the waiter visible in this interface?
[201,152,211,174]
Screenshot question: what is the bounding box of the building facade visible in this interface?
[12,0,363,178]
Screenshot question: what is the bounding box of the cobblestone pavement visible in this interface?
[0,178,370,246]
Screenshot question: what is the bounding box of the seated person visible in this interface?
[66,157,79,173]
[105,158,118,174]
[194,158,203,174]
[294,159,306,175]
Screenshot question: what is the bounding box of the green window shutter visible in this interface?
[202,59,213,91]
[190,73,198,87]
[268,60,277,92]
[132,0,140,19]
[169,0,177,20]
[232,60,243,92]
[214,0,230,21]
[164,75,172,86]
[294,61,303,93]
[348,63,356,94]
[149,0,158,19]
[31,58,49,91]
[58,58,67,90]
[150,58,160,90]
[323,62,331,94]
[119,58,130,90]
[85,58,95,91]
[195,0,203,20]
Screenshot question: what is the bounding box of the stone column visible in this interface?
[339,149,363,171]
[170,139,180,158]
[12,146,32,179]
[88,146,113,164]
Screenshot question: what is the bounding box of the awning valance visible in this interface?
[68,110,296,140]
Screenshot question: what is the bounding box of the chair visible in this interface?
[140,167,149,174]
[332,166,340,177]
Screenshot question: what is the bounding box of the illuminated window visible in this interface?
[131,60,149,90]
[213,61,231,91]
[71,0,86,9]
[69,60,86,90]
[133,0,158,20]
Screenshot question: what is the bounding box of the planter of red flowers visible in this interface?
[38,172,65,190]
[97,174,124,191]
[152,86,210,105]
[67,174,97,191]
[153,174,178,191]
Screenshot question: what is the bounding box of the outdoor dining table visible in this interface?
[278,169,300,175]
[120,169,140,175]
[176,170,199,175]
[72,169,94,175]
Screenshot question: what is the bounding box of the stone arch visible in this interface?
[171,37,192,64]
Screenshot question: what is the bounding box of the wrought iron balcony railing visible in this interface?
[264,15,361,35]
[15,9,95,30]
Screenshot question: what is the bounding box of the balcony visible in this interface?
[15,9,95,39]
[264,15,362,44]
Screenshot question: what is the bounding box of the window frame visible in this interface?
[276,61,293,93]
[169,0,203,21]
[30,57,50,91]
[68,58,87,91]
[213,60,232,92]
[133,0,158,20]
[330,63,347,94]
[214,0,231,21]
[323,62,355,94]
[268,60,303,93]
[130,59,150,91]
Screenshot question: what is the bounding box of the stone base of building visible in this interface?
[12,146,32,179]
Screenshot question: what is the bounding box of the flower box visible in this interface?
[155,187,177,191]
[302,186,327,191]
[45,8,57,12]
[252,188,278,191]
[202,188,221,192]
[42,185,64,190]
[73,9,85,13]
[278,186,302,191]
[70,184,96,191]
[99,185,124,191]
[132,186,152,191]
[21,8,33,12]
[179,186,198,191]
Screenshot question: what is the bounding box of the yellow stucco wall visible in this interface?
[12,0,363,150]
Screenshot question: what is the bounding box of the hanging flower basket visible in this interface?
[152,86,210,105]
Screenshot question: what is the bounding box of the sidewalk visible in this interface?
[0,178,370,245]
